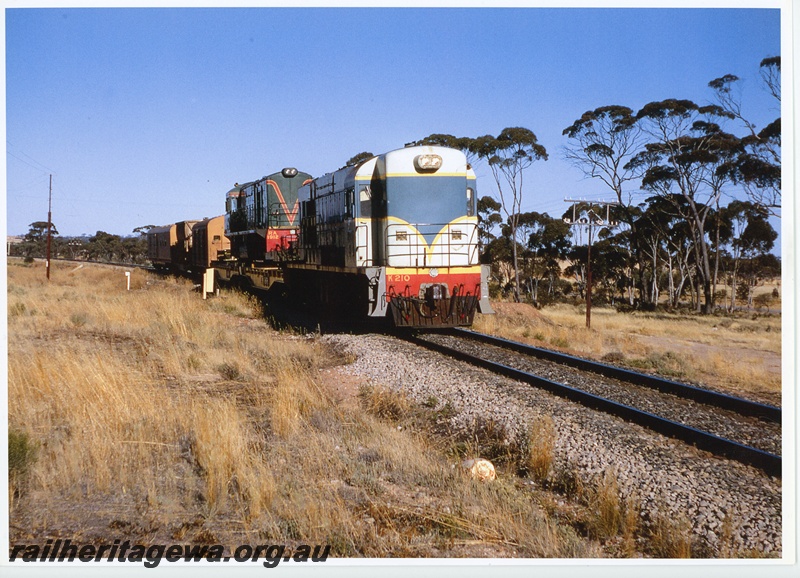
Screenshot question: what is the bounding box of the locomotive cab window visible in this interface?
[466,187,475,217]
[345,187,355,218]
[359,185,372,217]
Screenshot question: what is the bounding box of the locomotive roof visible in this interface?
[226,181,253,196]
[191,215,225,230]
[148,224,175,235]
[382,145,470,175]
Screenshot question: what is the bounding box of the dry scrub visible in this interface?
[8,260,599,558]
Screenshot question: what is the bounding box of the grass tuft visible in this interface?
[586,471,623,540]
[8,429,38,479]
[358,384,412,422]
[646,510,694,558]
[216,362,241,381]
[525,416,555,481]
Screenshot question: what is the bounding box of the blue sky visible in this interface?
[5,4,783,242]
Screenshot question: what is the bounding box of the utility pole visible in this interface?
[563,199,619,329]
[46,174,53,280]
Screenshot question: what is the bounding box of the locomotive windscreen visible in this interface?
[384,175,470,241]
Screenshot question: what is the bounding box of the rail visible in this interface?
[400,333,782,478]
[450,328,781,423]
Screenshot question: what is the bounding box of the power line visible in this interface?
[6,150,53,174]
[6,143,55,174]
[6,174,51,194]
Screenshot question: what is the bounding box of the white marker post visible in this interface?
[203,268,215,300]
[125,271,131,291]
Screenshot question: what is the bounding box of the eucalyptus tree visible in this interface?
[636,197,688,308]
[20,221,59,258]
[481,234,517,296]
[518,211,572,305]
[691,122,742,297]
[760,56,781,102]
[562,105,645,203]
[629,99,735,313]
[477,195,503,254]
[737,253,780,309]
[562,106,651,303]
[588,235,632,306]
[86,231,126,263]
[472,127,548,302]
[708,56,781,214]
[342,151,375,169]
[720,200,777,309]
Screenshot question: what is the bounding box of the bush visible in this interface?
[216,362,242,381]
[9,302,26,317]
[9,429,37,478]
[753,293,774,311]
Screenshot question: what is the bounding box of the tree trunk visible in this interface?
[713,201,721,306]
[651,239,660,306]
[512,237,520,303]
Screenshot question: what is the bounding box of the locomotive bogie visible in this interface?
[215,262,283,292]
[282,265,386,322]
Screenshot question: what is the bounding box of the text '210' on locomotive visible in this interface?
[147,145,494,328]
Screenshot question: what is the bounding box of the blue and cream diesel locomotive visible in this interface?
[285,145,492,326]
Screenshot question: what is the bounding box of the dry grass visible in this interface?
[8,263,280,523]
[646,511,694,558]
[525,416,555,482]
[14,260,765,558]
[7,259,599,558]
[585,471,624,540]
[474,302,781,402]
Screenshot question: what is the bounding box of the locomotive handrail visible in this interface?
[385,221,479,268]
[267,201,298,228]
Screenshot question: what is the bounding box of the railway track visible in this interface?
[402,329,782,478]
[33,256,155,271]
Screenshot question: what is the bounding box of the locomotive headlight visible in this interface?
[282,167,299,178]
[414,154,443,172]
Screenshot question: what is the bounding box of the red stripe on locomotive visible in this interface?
[385,270,482,302]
